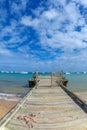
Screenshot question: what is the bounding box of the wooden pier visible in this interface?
[0,73,87,130]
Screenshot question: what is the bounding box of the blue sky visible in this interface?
[0,0,87,72]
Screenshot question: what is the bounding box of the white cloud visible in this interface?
[1,0,87,71]
[21,16,40,27]
[79,0,87,7]
[0,45,11,56]
[38,1,87,51]
[65,3,81,24]
[20,0,87,71]
[10,0,28,17]
[43,9,58,20]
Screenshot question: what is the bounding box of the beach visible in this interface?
[0,72,32,120]
[0,99,18,120]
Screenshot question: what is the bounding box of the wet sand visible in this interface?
[0,99,18,120]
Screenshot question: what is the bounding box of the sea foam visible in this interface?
[0,93,22,101]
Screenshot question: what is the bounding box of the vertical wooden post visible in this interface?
[32,71,38,88]
[35,71,38,89]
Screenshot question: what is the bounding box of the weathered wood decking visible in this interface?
[0,76,87,130]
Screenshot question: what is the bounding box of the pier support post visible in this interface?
[35,71,38,89]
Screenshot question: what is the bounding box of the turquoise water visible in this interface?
[0,72,33,94]
[0,72,87,100]
[65,73,87,92]
[0,72,50,100]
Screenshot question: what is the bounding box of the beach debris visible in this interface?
[17,113,39,128]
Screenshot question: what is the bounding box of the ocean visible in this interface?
[0,71,87,101]
[0,72,50,101]
[65,72,87,92]
[0,72,33,101]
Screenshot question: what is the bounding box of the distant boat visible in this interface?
[83,71,86,74]
[10,71,14,73]
[20,71,28,74]
[66,72,70,75]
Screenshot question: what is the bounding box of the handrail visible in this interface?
[60,83,87,108]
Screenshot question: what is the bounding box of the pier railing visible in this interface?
[28,71,87,110]
[51,71,68,87]
[60,82,87,110]
[29,71,68,88]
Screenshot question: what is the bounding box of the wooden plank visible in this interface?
[60,84,87,108]
[0,76,87,130]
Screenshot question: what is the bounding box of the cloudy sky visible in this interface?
[0,0,87,72]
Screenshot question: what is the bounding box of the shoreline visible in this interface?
[0,99,18,120]
[0,92,23,101]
